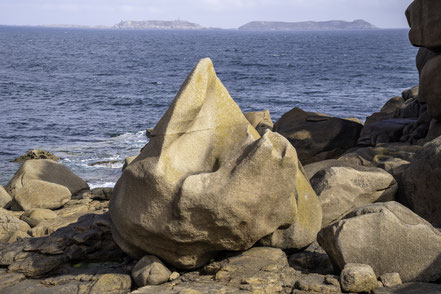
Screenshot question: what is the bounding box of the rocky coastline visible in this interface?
[1,1,441,293]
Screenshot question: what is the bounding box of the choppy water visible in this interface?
[0,26,418,187]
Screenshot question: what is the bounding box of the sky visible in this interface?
[0,0,414,29]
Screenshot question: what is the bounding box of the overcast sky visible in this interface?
[0,0,413,29]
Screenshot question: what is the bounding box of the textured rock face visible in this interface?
[14,180,71,211]
[20,208,57,227]
[6,159,89,197]
[0,208,31,242]
[406,0,441,50]
[318,202,441,282]
[419,54,441,120]
[273,107,363,164]
[309,165,397,227]
[402,136,441,226]
[13,149,59,163]
[244,110,274,136]
[131,256,172,287]
[110,58,322,269]
[340,263,378,293]
[0,185,12,208]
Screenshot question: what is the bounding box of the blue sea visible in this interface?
[0,27,418,188]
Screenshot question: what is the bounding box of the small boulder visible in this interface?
[20,208,57,227]
[406,0,441,50]
[309,165,397,227]
[6,159,89,197]
[340,263,378,293]
[131,255,172,287]
[402,86,419,101]
[244,110,274,136]
[81,188,113,201]
[13,149,59,163]
[401,136,441,226]
[273,107,363,164]
[0,185,12,209]
[318,202,441,282]
[14,180,71,211]
[380,273,402,288]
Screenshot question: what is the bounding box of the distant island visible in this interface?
[239,19,377,31]
[113,20,203,30]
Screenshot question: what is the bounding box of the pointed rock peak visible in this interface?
[151,58,257,140]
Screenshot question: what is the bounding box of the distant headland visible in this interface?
[239,19,377,31]
[24,19,378,31]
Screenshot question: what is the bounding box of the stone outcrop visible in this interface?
[273,107,363,164]
[318,202,441,282]
[14,180,71,210]
[309,164,397,227]
[244,109,274,136]
[20,208,57,227]
[13,149,59,163]
[132,247,299,294]
[419,54,441,119]
[110,58,322,270]
[401,136,441,226]
[6,159,89,197]
[373,282,441,294]
[406,0,441,50]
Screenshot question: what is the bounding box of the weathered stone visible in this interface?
[401,136,441,226]
[20,208,57,227]
[424,119,441,143]
[288,242,334,275]
[132,247,297,294]
[14,180,71,211]
[416,48,438,79]
[110,58,322,269]
[6,159,89,197]
[132,255,172,286]
[0,213,127,278]
[402,86,419,101]
[0,208,31,243]
[81,188,113,201]
[406,0,441,50]
[294,273,341,294]
[0,185,12,208]
[340,263,378,293]
[273,107,363,164]
[380,273,402,288]
[419,54,441,120]
[373,282,441,294]
[244,109,274,136]
[122,155,138,171]
[309,165,397,227]
[318,202,441,282]
[358,118,416,146]
[13,149,59,163]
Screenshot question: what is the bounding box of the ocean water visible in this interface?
[0,27,418,187]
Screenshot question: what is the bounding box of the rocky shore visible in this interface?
[1,1,441,293]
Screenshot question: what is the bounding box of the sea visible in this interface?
[0,26,419,188]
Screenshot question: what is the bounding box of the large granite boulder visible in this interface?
[401,136,441,226]
[6,159,89,197]
[419,54,441,120]
[110,58,322,270]
[309,165,397,227]
[406,0,441,50]
[318,202,441,282]
[416,48,438,78]
[14,180,71,211]
[273,107,363,164]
